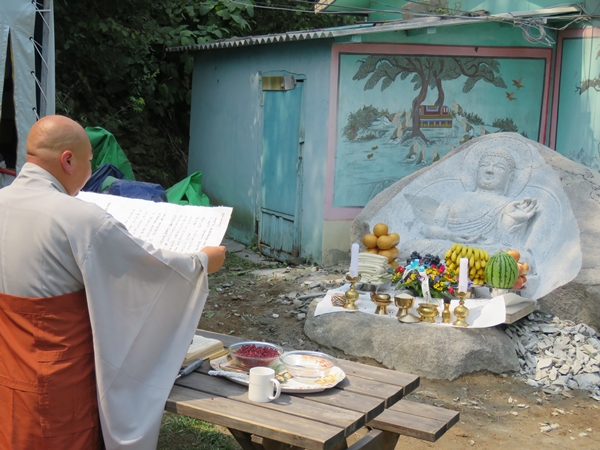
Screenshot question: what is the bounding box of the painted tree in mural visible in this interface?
[353,55,507,143]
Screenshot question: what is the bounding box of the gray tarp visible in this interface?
[0,0,55,172]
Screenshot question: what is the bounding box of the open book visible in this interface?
[183,335,226,366]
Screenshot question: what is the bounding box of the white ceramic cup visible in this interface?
[248,367,281,403]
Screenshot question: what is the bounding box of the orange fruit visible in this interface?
[506,249,520,262]
[362,234,378,249]
[378,247,398,263]
[388,232,400,246]
[373,223,388,237]
[376,235,393,250]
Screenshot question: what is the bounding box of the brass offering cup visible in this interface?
[417,303,439,323]
[394,293,420,323]
[371,292,392,315]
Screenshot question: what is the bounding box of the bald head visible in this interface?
[26,115,93,196]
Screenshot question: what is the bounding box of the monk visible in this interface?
[0,115,226,449]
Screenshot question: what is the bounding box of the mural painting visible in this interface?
[551,28,600,171]
[330,45,551,210]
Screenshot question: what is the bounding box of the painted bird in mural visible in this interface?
[512,77,525,89]
[506,92,517,101]
[367,153,374,159]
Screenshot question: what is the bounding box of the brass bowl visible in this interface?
[371,292,392,315]
[417,303,439,323]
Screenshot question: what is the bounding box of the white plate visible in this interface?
[209,355,346,393]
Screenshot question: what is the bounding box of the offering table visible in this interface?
[167,330,459,450]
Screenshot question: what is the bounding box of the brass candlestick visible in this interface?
[442,299,452,324]
[453,291,469,327]
[344,274,361,310]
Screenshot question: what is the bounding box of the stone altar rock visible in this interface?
[304,299,519,380]
[351,133,600,331]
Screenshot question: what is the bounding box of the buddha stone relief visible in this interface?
[425,147,538,250]
[351,133,582,300]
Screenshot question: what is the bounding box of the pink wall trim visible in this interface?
[550,27,600,149]
[324,43,552,222]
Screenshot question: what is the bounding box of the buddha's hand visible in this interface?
[502,198,538,231]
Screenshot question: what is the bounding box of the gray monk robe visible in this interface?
[0,163,211,449]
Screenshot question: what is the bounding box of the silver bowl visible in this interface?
[280,351,335,381]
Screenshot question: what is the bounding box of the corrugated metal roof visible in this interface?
[166,5,582,53]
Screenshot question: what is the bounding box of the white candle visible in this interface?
[350,243,359,278]
[459,258,469,293]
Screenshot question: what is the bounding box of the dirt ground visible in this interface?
[199,252,600,449]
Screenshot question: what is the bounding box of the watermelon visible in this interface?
[484,251,519,289]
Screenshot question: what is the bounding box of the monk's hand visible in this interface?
[201,246,226,273]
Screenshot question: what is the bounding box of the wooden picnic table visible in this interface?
[167,330,458,450]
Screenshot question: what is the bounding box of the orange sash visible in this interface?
[0,290,103,449]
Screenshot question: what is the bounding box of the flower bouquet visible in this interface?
[390,251,458,302]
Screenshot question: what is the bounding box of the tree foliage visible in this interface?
[54,0,255,186]
[250,1,355,36]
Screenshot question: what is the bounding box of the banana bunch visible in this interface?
[444,243,490,285]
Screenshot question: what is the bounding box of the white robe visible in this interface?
[0,163,210,449]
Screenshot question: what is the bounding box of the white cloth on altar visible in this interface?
[314,285,519,328]
[0,163,211,449]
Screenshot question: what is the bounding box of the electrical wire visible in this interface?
[228,0,388,15]
[225,0,590,47]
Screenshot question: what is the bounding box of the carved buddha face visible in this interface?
[476,153,513,193]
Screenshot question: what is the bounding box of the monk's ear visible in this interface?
[60,150,74,175]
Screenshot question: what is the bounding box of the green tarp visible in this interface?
[166,172,210,206]
[85,127,136,181]
[85,126,210,206]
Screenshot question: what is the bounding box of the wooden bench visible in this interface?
[366,399,459,449]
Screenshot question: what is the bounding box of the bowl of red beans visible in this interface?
[228,341,283,369]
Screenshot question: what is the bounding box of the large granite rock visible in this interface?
[304,300,519,380]
[351,133,600,331]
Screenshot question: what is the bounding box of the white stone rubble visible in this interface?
[507,311,600,399]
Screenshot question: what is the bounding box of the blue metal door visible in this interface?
[259,77,304,262]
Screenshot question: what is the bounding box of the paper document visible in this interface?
[78,191,232,253]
